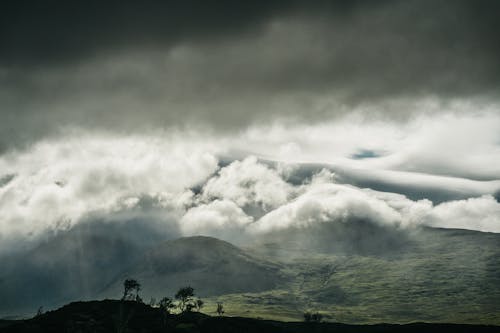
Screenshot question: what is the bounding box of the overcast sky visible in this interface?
[0,1,499,248]
[2,1,500,145]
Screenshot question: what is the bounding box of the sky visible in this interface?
[1,0,500,252]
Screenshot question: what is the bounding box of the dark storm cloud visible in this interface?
[2,0,499,84]
[1,0,500,148]
[0,0,293,67]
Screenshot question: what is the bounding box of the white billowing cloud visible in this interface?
[0,133,219,241]
[358,188,500,234]
[250,177,500,234]
[180,199,253,238]
[309,168,337,185]
[201,156,294,210]
[361,189,433,227]
[249,182,405,234]
[0,109,499,252]
[423,195,500,233]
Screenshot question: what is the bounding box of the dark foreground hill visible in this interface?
[1,300,499,333]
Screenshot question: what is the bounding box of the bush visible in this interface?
[304,311,323,322]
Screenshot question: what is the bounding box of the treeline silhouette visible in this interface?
[120,279,224,316]
[119,278,319,324]
[33,277,321,330]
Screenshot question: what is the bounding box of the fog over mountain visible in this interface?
[0,0,499,324]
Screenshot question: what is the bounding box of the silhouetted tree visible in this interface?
[185,303,195,312]
[158,297,175,328]
[35,306,44,317]
[175,286,195,312]
[216,302,225,316]
[304,311,323,322]
[195,299,204,312]
[122,279,141,301]
[159,297,175,314]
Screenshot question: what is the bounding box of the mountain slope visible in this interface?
[103,236,286,299]
[208,227,500,324]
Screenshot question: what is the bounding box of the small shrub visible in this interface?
[304,311,323,322]
[216,302,224,316]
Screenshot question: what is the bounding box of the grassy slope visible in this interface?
[203,228,500,324]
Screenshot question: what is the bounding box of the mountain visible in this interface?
[102,236,286,299]
[1,226,499,325]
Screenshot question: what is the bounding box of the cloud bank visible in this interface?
[1,128,499,254]
[0,134,218,248]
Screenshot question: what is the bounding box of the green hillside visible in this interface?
[202,228,500,324]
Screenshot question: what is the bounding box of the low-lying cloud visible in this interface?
[1,126,499,254]
[0,134,218,249]
[180,199,252,240]
[201,156,293,210]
